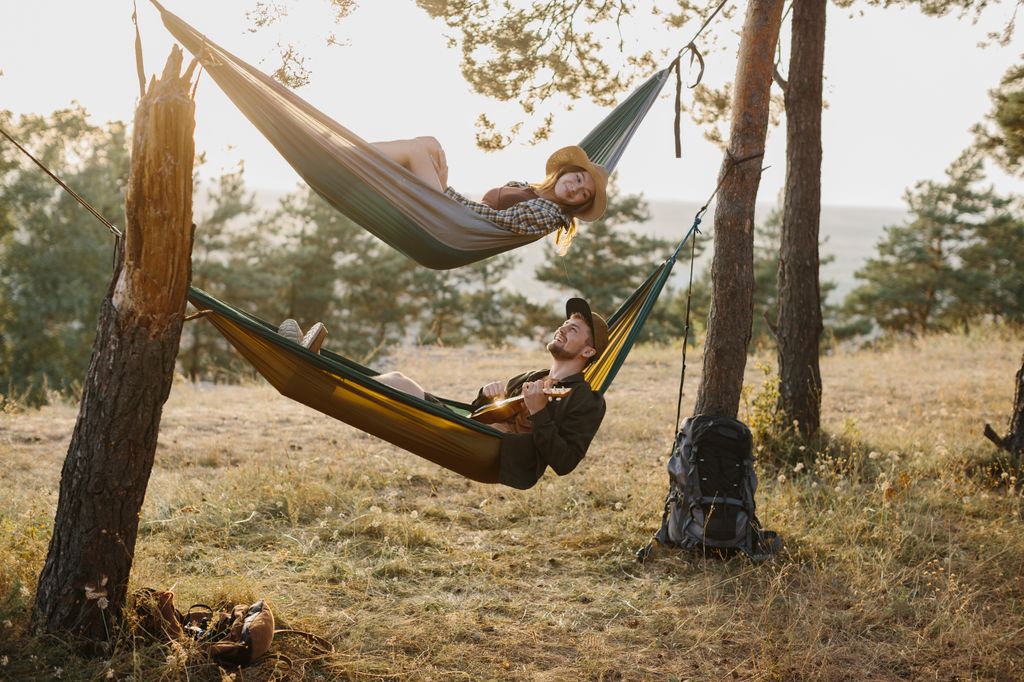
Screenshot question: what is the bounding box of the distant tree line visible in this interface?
[841,150,1024,338]
[0,107,679,405]
[2,99,1022,406]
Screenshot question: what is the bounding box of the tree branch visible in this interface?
[773,63,788,93]
[984,423,1009,451]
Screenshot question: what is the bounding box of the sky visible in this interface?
[1,0,1020,208]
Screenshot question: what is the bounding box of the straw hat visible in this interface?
[545,146,609,222]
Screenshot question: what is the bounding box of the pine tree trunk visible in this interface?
[985,349,1024,456]
[1009,351,1024,454]
[776,0,826,438]
[695,0,785,417]
[32,47,196,646]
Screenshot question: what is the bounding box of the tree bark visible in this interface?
[776,0,826,438]
[33,47,196,645]
[984,349,1024,456]
[695,0,785,417]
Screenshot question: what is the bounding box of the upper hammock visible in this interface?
[152,0,674,269]
[186,232,691,484]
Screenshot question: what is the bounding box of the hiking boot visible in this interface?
[278,319,303,344]
[302,322,328,354]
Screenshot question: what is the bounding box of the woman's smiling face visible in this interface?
[553,169,596,207]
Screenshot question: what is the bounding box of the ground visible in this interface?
[1,331,1023,681]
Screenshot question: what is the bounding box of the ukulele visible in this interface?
[470,386,574,425]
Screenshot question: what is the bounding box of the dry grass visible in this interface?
[1,331,1023,681]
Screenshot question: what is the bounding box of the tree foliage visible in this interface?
[841,150,1024,336]
[0,107,127,405]
[0,107,552,403]
[976,58,1024,174]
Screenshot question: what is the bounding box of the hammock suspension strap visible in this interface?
[670,0,731,158]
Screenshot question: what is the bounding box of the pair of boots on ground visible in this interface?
[278,319,328,354]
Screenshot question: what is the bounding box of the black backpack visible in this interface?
[640,415,780,561]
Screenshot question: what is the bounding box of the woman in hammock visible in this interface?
[279,140,610,353]
[372,137,609,252]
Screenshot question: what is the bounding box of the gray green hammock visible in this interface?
[152,0,675,269]
[186,229,693,483]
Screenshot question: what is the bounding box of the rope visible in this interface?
[669,0,730,158]
[683,0,733,50]
[0,126,124,240]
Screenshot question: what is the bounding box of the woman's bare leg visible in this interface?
[371,137,448,191]
[375,371,427,399]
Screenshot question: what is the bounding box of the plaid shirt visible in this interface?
[445,182,569,237]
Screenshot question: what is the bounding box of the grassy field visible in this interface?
[1,331,1023,681]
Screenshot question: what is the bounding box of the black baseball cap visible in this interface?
[565,297,609,361]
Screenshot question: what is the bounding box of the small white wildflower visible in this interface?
[868,451,880,460]
[777,474,787,484]
[1001,472,1010,480]
[798,445,806,452]
[811,482,818,488]
[793,463,805,473]
[613,501,624,511]
[54,667,63,678]
[97,597,109,611]
[834,485,842,492]
[409,510,419,519]
[324,506,333,514]
[1,655,8,666]
[371,519,381,528]
[369,505,382,514]
[105,669,115,679]
[888,451,900,461]
[2,619,11,628]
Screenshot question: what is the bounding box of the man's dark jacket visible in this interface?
[470,369,606,490]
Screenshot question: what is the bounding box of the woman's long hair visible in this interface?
[531,165,595,256]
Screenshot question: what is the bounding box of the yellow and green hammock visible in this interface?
[187,243,688,483]
[152,0,677,270]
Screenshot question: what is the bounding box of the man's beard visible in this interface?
[546,339,575,361]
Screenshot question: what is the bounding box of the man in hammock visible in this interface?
[376,298,608,490]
